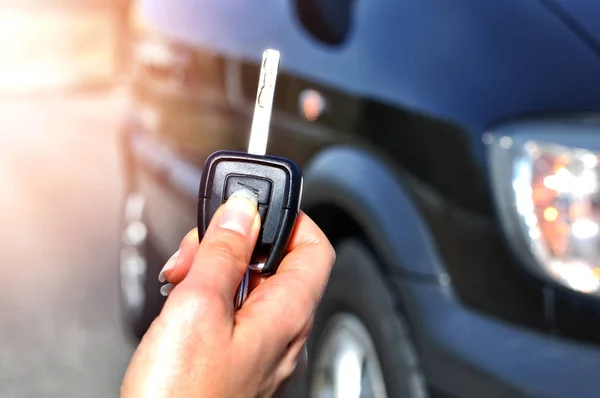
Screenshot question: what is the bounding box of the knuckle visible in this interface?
[167,287,211,314]
[165,285,227,322]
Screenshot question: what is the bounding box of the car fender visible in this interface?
[301,145,447,281]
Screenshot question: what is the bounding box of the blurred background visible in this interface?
[0,1,133,397]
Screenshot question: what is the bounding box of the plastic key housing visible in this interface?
[198,150,303,275]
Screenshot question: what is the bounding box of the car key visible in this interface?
[197,49,303,309]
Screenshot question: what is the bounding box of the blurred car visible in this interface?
[117,1,600,397]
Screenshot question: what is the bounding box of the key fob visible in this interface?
[197,150,303,275]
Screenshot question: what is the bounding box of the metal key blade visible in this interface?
[234,268,250,310]
[248,49,280,156]
[234,49,280,310]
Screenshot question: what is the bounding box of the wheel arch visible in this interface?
[301,146,448,282]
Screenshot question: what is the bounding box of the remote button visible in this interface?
[224,175,272,205]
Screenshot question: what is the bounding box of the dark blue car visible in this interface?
[117,1,600,396]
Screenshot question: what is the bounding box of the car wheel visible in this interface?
[119,192,166,341]
[302,238,429,398]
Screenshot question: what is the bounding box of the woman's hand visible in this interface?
[120,189,336,397]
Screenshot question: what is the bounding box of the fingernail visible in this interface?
[160,283,174,297]
[218,188,258,236]
[158,249,180,283]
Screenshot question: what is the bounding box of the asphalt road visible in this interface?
[0,88,135,397]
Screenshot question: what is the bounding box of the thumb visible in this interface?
[179,189,261,313]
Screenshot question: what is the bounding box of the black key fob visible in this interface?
[197,150,302,275]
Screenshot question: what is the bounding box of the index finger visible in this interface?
[235,211,336,347]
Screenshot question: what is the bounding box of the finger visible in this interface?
[178,188,261,311]
[273,212,335,309]
[236,212,335,348]
[158,228,199,285]
[244,211,334,314]
[285,211,332,253]
[272,344,308,398]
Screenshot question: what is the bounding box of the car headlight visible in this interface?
[489,121,600,295]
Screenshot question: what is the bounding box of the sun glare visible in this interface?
[0,8,117,92]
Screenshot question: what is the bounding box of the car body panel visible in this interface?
[135,0,600,169]
[302,146,447,278]
[552,0,600,48]
[396,277,600,398]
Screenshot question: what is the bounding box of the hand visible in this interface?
[120,189,336,397]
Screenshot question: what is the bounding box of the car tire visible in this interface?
[118,193,166,341]
[288,238,429,398]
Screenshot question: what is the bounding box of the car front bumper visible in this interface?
[394,278,600,398]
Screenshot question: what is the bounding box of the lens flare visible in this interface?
[543,207,559,222]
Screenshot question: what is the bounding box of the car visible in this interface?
[117,1,600,397]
